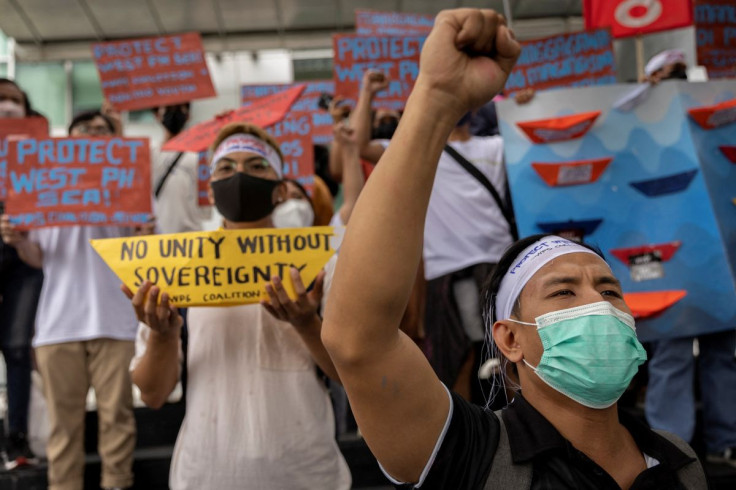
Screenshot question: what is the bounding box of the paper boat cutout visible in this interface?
[532,157,612,187]
[629,170,698,197]
[720,146,736,163]
[623,290,687,320]
[688,98,736,129]
[517,111,601,144]
[537,218,602,236]
[610,241,681,265]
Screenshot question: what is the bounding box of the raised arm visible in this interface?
[125,282,182,409]
[321,9,520,483]
[333,122,365,225]
[354,70,389,164]
[1,215,43,269]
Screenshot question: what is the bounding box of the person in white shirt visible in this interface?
[0,111,153,490]
[126,122,351,490]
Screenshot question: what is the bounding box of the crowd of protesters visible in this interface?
[0,7,735,490]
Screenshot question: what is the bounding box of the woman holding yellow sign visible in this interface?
[126,123,350,489]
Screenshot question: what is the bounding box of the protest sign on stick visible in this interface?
[355,9,434,35]
[695,0,736,79]
[163,84,305,153]
[505,29,616,94]
[333,34,425,109]
[93,32,216,111]
[1,117,49,200]
[91,226,344,307]
[5,137,151,229]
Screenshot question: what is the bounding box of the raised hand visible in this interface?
[361,69,390,97]
[415,9,521,119]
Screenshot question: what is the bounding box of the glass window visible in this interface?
[0,64,6,78]
[16,62,67,127]
[293,57,333,81]
[0,30,8,57]
[71,61,104,115]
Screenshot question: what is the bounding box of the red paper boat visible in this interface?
[532,157,612,187]
[688,98,736,130]
[517,111,601,144]
[720,146,736,163]
[610,241,681,265]
[623,290,687,320]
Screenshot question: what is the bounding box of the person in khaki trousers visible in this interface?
[0,111,150,490]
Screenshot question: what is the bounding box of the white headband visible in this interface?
[645,49,686,76]
[211,133,283,178]
[494,236,607,321]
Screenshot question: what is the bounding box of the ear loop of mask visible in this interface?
[506,318,541,372]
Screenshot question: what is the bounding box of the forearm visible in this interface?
[337,144,364,225]
[354,88,375,158]
[131,327,181,409]
[328,140,344,183]
[323,82,459,360]
[14,240,43,269]
[295,315,340,381]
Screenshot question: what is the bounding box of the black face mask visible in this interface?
[211,173,280,223]
[373,119,398,140]
[162,107,188,135]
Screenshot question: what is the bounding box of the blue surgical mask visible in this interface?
[510,301,647,409]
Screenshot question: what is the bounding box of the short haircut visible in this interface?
[68,110,115,135]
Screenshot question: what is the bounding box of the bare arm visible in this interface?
[334,123,366,225]
[261,268,339,381]
[354,70,388,164]
[327,96,351,182]
[0,215,43,268]
[124,282,182,410]
[321,8,520,483]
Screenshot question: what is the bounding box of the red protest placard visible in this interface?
[5,137,151,229]
[505,29,616,93]
[197,151,210,207]
[333,33,425,110]
[163,84,305,153]
[695,0,736,79]
[355,9,434,35]
[1,117,50,200]
[268,114,315,194]
[584,0,693,38]
[92,32,216,111]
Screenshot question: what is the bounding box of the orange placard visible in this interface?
[92,32,216,111]
[517,111,601,144]
[163,85,305,153]
[688,98,736,129]
[5,137,151,229]
[531,157,612,186]
[1,117,49,200]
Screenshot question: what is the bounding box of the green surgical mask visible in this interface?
[511,301,647,409]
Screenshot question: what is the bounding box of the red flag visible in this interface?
[584,0,694,38]
[163,84,305,153]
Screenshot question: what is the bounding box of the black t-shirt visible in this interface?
[405,391,697,490]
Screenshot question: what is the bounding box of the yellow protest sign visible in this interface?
[91,226,343,307]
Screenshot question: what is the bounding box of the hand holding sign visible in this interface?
[262,268,325,330]
[123,281,183,339]
[0,214,28,247]
[417,9,520,118]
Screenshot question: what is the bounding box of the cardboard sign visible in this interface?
[163,84,305,153]
[505,29,616,94]
[93,32,216,111]
[241,80,336,144]
[583,0,694,38]
[695,0,736,79]
[90,226,344,307]
[333,34,425,110]
[1,117,49,200]
[355,9,434,35]
[5,137,151,229]
[196,151,210,207]
[268,114,315,194]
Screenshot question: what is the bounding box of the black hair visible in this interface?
[0,78,33,115]
[284,179,314,207]
[478,234,606,405]
[150,102,192,113]
[68,110,115,135]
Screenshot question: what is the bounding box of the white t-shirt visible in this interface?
[152,148,211,234]
[423,136,513,280]
[30,226,139,347]
[130,259,351,490]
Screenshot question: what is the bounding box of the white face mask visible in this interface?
[0,100,25,119]
[272,198,315,228]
